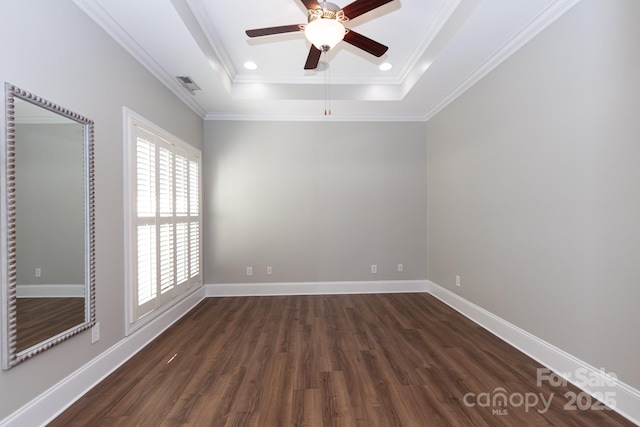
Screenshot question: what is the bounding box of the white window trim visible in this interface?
[123,107,202,335]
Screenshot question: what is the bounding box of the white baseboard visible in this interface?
[3,280,638,426]
[206,280,429,297]
[426,280,640,426]
[0,286,205,427]
[16,284,84,298]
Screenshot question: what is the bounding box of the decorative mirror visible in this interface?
[1,83,95,369]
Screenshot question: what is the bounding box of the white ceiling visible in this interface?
[72,0,581,121]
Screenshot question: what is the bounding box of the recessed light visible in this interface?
[244,61,258,70]
[379,62,392,71]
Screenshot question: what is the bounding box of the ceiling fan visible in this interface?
[245,0,394,70]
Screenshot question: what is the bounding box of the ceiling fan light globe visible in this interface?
[304,18,345,51]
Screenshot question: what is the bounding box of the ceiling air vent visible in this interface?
[176,76,201,94]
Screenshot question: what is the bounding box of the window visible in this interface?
[124,109,201,332]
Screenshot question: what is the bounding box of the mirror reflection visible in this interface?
[2,84,95,369]
[14,98,86,352]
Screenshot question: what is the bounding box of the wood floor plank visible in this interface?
[49,294,636,427]
[16,297,85,351]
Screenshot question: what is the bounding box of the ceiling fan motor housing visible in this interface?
[308,2,349,23]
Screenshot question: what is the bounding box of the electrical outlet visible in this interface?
[267,266,273,275]
[398,263,403,272]
[246,267,253,276]
[371,264,377,274]
[91,322,100,344]
[35,268,41,278]
[456,275,461,287]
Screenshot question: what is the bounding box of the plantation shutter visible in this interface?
[189,159,200,279]
[135,128,157,318]
[132,123,201,321]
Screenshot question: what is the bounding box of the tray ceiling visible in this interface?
[73,0,581,120]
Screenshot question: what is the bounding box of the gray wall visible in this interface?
[15,123,84,287]
[427,0,640,390]
[204,121,428,284]
[0,0,202,419]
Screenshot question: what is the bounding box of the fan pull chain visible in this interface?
[324,49,332,116]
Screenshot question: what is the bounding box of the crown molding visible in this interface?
[182,0,237,82]
[72,0,207,119]
[204,112,427,122]
[395,0,463,92]
[422,0,583,121]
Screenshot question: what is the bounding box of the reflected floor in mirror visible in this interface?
[16,297,85,352]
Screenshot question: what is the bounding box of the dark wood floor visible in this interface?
[16,297,85,352]
[49,294,634,426]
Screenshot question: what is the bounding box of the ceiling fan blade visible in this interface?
[246,25,303,38]
[343,30,388,57]
[300,0,320,10]
[342,0,394,20]
[304,46,322,69]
